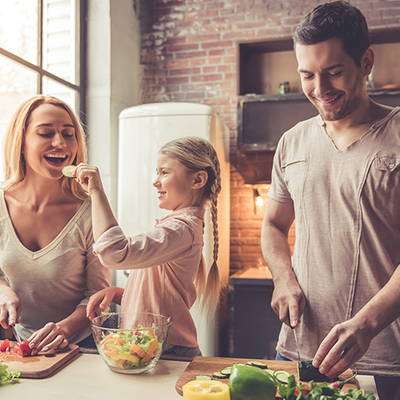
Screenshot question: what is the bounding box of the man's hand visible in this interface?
[313,318,372,378]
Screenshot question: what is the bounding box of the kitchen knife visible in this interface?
[10,323,21,344]
[291,326,301,362]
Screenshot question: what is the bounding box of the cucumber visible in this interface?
[220,366,232,376]
[195,375,212,380]
[212,371,228,379]
[246,361,268,369]
[62,165,76,178]
[298,360,332,382]
[274,370,291,384]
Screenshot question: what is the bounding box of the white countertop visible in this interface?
[0,353,189,399]
[0,353,379,399]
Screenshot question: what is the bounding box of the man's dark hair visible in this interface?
[293,1,370,67]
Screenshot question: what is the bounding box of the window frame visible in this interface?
[0,0,86,123]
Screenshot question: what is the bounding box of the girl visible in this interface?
[75,136,222,358]
[0,95,111,354]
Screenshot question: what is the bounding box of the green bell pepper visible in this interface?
[229,364,277,400]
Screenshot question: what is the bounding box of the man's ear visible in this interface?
[362,47,374,77]
[192,171,208,189]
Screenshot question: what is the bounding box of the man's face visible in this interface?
[295,37,368,122]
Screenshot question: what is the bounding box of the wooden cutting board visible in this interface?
[0,341,80,378]
[175,356,358,397]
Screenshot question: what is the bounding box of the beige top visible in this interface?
[0,192,111,343]
[93,206,205,348]
[269,108,400,372]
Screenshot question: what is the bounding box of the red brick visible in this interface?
[191,74,224,83]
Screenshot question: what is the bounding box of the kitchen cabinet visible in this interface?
[237,28,400,153]
[228,267,281,360]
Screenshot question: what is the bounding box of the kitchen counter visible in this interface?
[0,353,379,399]
[0,353,189,399]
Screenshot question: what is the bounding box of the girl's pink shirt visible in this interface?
[92,206,205,348]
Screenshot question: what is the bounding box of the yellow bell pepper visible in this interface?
[182,380,230,399]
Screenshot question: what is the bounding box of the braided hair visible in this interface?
[159,136,222,314]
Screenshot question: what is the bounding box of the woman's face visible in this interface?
[23,104,78,180]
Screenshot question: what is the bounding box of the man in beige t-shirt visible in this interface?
[261,2,400,399]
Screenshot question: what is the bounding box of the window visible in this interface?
[0,0,84,177]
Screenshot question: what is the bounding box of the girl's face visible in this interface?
[153,153,196,211]
[23,104,78,180]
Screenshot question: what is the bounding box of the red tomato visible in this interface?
[0,339,10,352]
[13,342,25,357]
[20,340,32,356]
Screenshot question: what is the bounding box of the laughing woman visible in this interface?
[0,95,111,355]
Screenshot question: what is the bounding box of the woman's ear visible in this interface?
[192,171,208,189]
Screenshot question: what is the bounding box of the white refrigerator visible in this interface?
[116,102,230,356]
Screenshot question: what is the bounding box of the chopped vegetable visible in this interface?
[98,326,162,371]
[196,375,212,380]
[246,361,268,369]
[274,370,291,384]
[62,165,76,178]
[0,363,20,385]
[0,339,10,352]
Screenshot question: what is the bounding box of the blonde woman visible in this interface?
[75,136,222,359]
[0,95,111,355]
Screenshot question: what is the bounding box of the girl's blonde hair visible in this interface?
[159,136,222,315]
[1,95,88,200]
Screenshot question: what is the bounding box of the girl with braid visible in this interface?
[75,136,222,358]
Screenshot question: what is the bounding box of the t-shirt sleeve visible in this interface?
[268,136,293,203]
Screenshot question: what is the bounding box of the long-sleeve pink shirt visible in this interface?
[92,206,205,348]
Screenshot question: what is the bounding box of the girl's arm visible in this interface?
[86,287,124,320]
[75,163,118,241]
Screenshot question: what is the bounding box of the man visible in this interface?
[261,2,400,398]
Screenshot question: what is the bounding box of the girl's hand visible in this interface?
[28,322,69,355]
[74,163,104,196]
[0,284,21,329]
[86,287,123,320]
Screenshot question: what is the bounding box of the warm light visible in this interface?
[253,188,263,209]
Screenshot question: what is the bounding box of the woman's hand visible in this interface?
[0,283,21,328]
[28,322,69,355]
[86,287,124,320]
[74,163,104,196]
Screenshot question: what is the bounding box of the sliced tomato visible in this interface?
[0,339,10,352]
[19,340,32,356]
[13,342,25,357]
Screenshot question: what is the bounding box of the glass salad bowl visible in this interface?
[91,312,171,374]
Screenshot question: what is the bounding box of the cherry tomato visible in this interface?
[0,339,10,352]
[13,342,25,357]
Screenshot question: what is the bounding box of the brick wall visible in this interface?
[138,0,400,275]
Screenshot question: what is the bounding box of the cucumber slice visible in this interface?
[212,371,228,379]
[220,366,232,376]
[274,370,291,384]
[265,369,276,376]
[246,361,268,369]
[195,375,212,380]
[62,165,76,178]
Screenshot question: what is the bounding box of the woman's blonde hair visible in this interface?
[159,136,222,315]
[1,95,88,200]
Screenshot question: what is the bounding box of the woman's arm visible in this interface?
[0,279,21,328]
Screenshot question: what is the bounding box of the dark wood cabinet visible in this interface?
[228,268,281,360]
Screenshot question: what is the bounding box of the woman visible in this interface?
[0,95,111,354]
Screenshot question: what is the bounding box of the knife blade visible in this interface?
[10,324,21,344]
[291,326,301,362]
